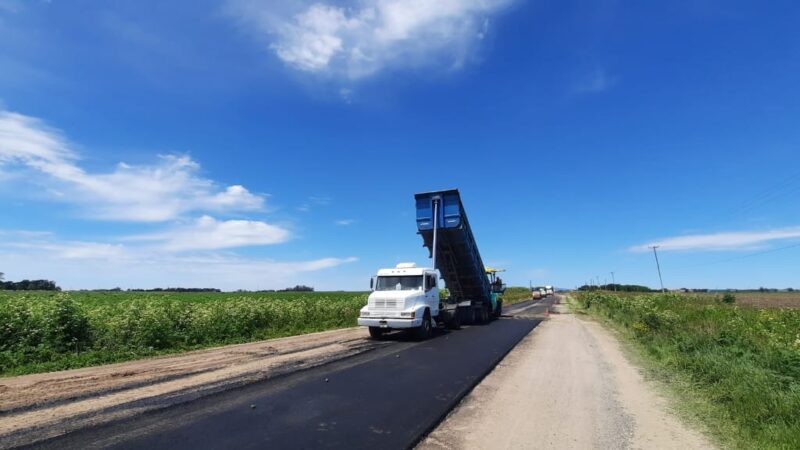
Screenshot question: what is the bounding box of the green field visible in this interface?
[502,287,534,305]
[0,291,367,377]
[0,287,533,377]
[573,291,800,450]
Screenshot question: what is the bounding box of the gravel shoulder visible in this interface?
[419,300,716,450]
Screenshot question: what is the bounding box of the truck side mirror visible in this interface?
[370,277,374,290]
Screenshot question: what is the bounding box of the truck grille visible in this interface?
[370,299,401,310]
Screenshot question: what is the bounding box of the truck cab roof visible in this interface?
[377,263,436,277]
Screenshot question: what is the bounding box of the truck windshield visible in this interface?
[375,276,424,291]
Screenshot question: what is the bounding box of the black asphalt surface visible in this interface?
[31,296,556,450]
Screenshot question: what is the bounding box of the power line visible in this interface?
[669,241,800,270]
[720,170,800,221]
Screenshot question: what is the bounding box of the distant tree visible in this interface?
[125,287,220,292]
[0,272,4,282]
[721,293,736,304]
[0,278,60,291]
[788,288,795,292]
[280,285,314,292]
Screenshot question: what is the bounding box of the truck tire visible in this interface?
[465,307,475,325]
[414,310,432,340]
[368,327,384,339]
[447,309,461,330]
[475,306,487,324]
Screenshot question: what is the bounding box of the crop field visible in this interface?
[502,287,533,305]
[699,291,800,309]
[0,287,534,377]
[574,291,800,449]
[0,291,367,377]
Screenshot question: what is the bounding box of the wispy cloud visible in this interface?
[0,230,358,290]
[335,219,355,226]
[0,108,265,221]
[8,240,126,260]
[127,215,290,251]
[227,0,514,80]
[629,227,800,252]
[296,195,331,212]
[571,68,616,94]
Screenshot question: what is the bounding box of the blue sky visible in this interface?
[0,0,798,290]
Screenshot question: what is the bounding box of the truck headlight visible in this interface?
[400,311,416,319]
[360,311,370,317]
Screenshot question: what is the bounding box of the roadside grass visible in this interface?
[571,291,800,450]
[0,291,367,377]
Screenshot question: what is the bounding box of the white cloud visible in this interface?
[0,230,358,290]
[335,219,355,226]
[10,240,127,260]
[0,228,123,260]
[227,0,513,80]
[0,109,265,221]
[128,215,290,251]
[571,68,616,94]
[630,227,800,252]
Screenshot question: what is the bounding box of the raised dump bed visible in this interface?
[415,189,498,324]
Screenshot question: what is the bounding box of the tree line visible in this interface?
[0,272,315,293]
[123,288,221,292]
[578,284,654,292]
[0,273,61,291]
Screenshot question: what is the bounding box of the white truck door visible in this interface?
[425,272,439,316]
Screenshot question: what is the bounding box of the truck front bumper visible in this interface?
[357,317,421,329]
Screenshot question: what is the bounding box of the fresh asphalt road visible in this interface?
[30,296,556,450]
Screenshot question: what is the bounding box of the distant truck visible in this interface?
[357,189,502,339]
[545,285,554,296]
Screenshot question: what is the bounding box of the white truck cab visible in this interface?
[357,262,439,339]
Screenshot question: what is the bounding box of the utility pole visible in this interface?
[610,271,616,292]
[649,245,665,292]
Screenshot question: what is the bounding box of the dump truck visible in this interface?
[357,189,502,339]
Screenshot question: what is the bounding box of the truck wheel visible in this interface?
[465,308,475,325]
[480,305,491,324]
[414,311,432,340]
[368,327,384,339]
[448,310,461,330]
[475,307,485,324]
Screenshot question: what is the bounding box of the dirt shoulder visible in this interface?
[0,327,378,449]
[419,301,716,450]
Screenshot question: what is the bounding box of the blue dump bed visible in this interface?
[415,189,491,306]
